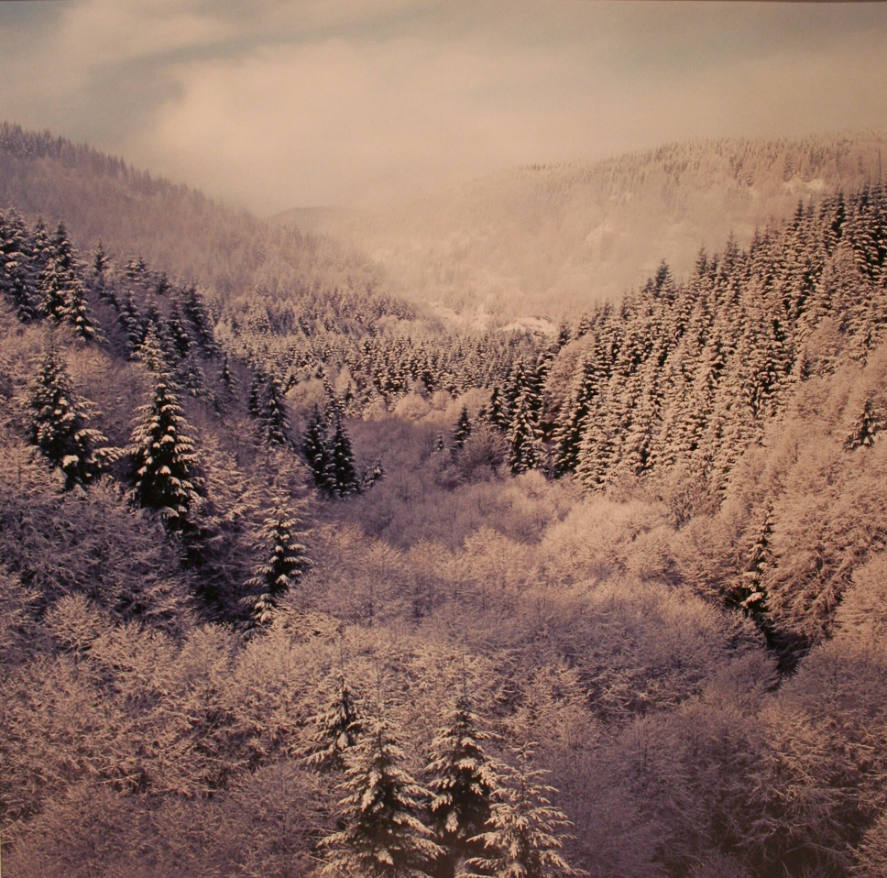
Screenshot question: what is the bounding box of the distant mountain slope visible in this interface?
[0,123,409,329]
[293,132,887,319]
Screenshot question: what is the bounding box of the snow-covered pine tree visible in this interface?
[845,398,885,450]
[180,283,216,354]
[36,221,96,339]
[552,358,597,477]
[452,406,472,451]
[320,716,443,877]
[302,674,363,773]
[486,386,509,433]
[507,386,540,475]
[0,209,38,321]
[462,745,582,878]
[39,223,76,322]
[425,694,500,878]
[328,406,359,497]
[729,505,775,632]
[244,505,311,626]
[303,404,333,493]
[262,375,291,446]
[129,330,202,531]
[28,336,113,490]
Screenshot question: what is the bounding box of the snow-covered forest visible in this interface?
[2,123,887,878]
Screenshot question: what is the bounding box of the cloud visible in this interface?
[2,0,886,213]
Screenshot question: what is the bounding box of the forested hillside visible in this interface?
[304,131,887,319]
[2,132,887,878]
[0,122,411,331]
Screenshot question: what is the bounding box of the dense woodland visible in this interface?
[1,126,887,877]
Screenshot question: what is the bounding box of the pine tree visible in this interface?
[507,387,540,475]
[320,716,443,877]
[845,398,884,450]
[129,332,202,531]
[552,358,596,477]
[486,387,509,433]
[303,404,332,493]
[329,407,359,497]
[0,209,38,321]
[730,506,774,630]
[453,406,472,451]
[463,746,581,878]
[425,694,499,878]
[302,674,363,772]
[28,337,113,490]
[262,375,290,446]
[40,239,74,321]
[180,283,216,354]
[245,505,311,625]
[38,222,95,338]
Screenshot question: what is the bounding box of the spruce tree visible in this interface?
[0,209,37,321]
[452,406,472,451]
[328,407,359,497]
[507,387,540,475]
[28,337,113,490]
[245,505,311,625]
[302,674,363,773]
[303,404,333,493]
[463,746,581,878]
[730,506,774,631]
[38,222,95,338]
[129,332,202,531]
[320,716,443,877]
[552,358,597,477]
[845,398,884,450]
[425,694,499,878]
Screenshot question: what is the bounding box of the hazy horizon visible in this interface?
[2,0,887,215]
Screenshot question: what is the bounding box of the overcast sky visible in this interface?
[2,0,885,215]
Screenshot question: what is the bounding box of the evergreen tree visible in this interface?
[129,333,202,531]
[261,375,291,446]
[37,222,95,339]
[552,358,596,477]
[328,406,359,497]
[245,505,311,625]
[0,209,37,321]
[303,404,333,492]
[463,746,581,878]
[220,352,235,390]
[302,674,363,773]
[425,694,499,878]
[320,716,443,877]
[845,398,884,450]
[180,283,216,354]
[507,386,541,475]
[27,337,113,490]
[453,406,472,450]
[729,506,774,631]
[249,370,291,446]
[40,238,74,321]
[486,387,509,433]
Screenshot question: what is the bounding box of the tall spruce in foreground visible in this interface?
[301,674,363,773]
[129,331,202,531]
[245,505,311,626]
[28,337,113,490]
[463,745,581,878]
[425,694,499,878]
[320,716,443,877]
